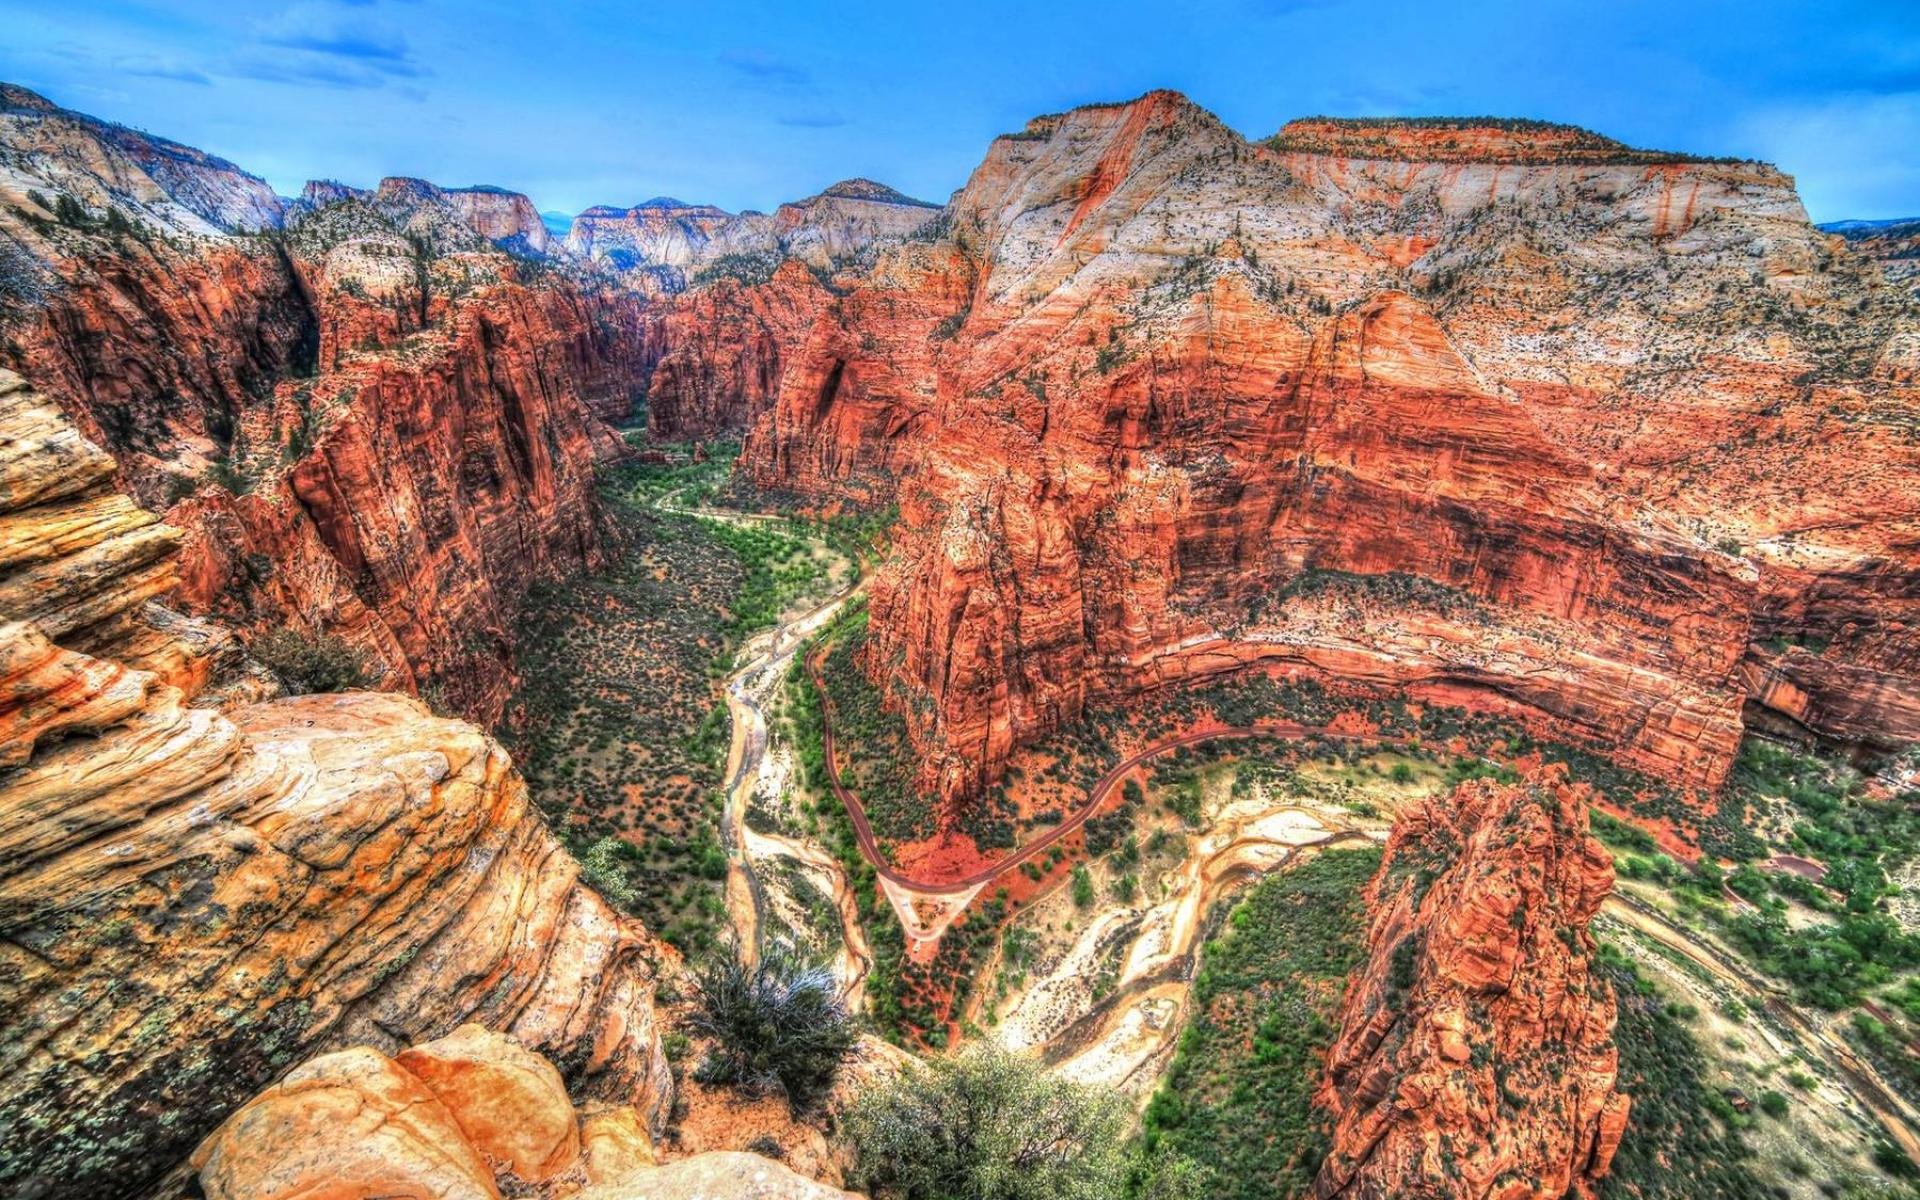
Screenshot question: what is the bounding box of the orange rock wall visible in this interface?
[13,233,650,724]
[674,93,1920,809]
[1315,768,1628,1199]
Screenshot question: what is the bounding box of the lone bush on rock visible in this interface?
[251,628,376,694]
[689,940,854,1110]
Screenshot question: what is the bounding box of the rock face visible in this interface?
[306,175,556,257]
[0,83,283,234]
[567,179,938,292]
[0,376,670,1199]
[690,90,1920,811]
[636,260,835,439]
[442,184,556,256]
[194,1046,503,1200]
[394,1024,581,1184]
[1826,217,1920,299]
[195,1031,848,1200]
[1,86,650,724]
[1314,767,1628,1200]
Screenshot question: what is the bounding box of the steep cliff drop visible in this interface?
[1314,766,1629,1200]
[685,91,1920,825]
[1,83,649,725]
[0,370,669,1199]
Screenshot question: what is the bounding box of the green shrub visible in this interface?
[251,628,376,694]
[1071,864,1095,907]
[688,940,854,1110]
[1139,848,1379,1199]
[844,1044,1128,1200]
[578,836,642,910]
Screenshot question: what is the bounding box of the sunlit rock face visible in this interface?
[0,374,670,1200]
[637,90,1920,811]
[566,179,939,293]
[1,85,652,725]
[1315,767,1628,1200]
[191,1027,852,1200]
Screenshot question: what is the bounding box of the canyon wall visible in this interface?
[567,178,938,292]
[0,370,670,1200]
[699,91,1920,812]
[1,86,650,723]
[1314,766,1628,1200]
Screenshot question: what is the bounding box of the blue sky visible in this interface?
[1,0,1916,222]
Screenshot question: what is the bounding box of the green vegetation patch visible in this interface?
[812,608,937,848]
[1597,948,1768,1199]
[1138,846,1381,1200]
[501,446,839,954]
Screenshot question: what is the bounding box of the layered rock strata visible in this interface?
[1,85,649,722]
[693,91,1920,810]
[1314,767,1629,1200]
[0,380,670,1199]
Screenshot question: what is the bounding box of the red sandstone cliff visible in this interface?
[687,91,1920,815]
[1314,767,1628,1200]
[0,89,650,723]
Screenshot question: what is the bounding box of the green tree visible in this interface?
[251,628,376,694]
[844,1045,1128,1200]
[1071,864,1095,907]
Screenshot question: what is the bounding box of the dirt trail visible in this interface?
[806,667,1421,897]
[1605,891,1920,1162]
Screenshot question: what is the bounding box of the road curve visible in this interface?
[806,644,1422,895]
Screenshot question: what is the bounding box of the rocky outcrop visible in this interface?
[567,197,739,281]
[0,83,283,234]
[0,87,653,724]
[443,184,555,256]
[1265,115,1754,166]
[771,179,942,270]
[322,175,555,257]
[716,90,1919,813]
[0,382,670,1199]
[567,179,937,292]
[194,1030,848,1200]
[1314,767,1627,1200]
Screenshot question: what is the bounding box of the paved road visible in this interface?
[1767,852,1829,882]
[807,644,1422,895]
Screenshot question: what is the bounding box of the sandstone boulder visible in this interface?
[579,1105,657,1186]
[192,1046,500,1200]
[396,1023,581,1183]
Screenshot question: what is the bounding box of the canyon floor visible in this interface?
[548,439,1920,1198]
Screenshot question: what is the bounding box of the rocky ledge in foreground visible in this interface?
[0,371,669,1199]
[194,1024,849,1200]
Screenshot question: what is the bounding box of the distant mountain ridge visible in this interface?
[1820,216,1920,237]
